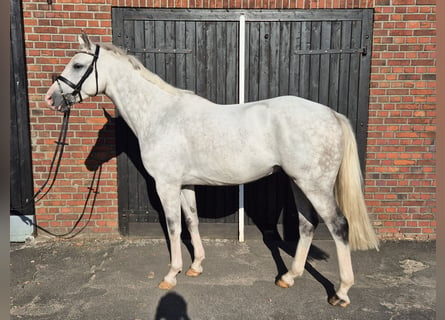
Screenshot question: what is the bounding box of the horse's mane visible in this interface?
[100,43,191,96]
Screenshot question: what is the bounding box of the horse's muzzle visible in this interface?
[45,83,75,113]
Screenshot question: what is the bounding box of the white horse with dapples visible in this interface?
[45,33,379,307]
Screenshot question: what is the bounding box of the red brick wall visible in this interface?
[22,0,436,240]
[367,0,436,240]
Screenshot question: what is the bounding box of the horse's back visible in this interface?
[181,94,338,131]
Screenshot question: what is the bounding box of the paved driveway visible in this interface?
[10,238,435,320]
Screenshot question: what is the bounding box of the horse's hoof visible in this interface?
[158,280,175,290]
[328,294,350,308]
[275,279,291,288]
[185,268,202,277]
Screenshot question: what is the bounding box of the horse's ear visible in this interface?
[102,108,114,122]
[78,31,93,51]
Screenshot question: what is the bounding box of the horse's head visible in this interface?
[45,32,106,112]
[84,109,118,172]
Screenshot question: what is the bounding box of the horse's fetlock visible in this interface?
[281,273,295,287]
[171,266,182,274]
[335,291,350,304]
[190,263,203,273]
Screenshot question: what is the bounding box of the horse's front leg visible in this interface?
[181,186,205,276]
[156,183,183,290]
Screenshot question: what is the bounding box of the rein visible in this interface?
[33,108,71,202]
[11,109,71,211]
[12,108,103,239]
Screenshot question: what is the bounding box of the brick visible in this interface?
[391,157,414,166]
[416,0,436,6]
[392,0,415,4]
[413,29,436,37]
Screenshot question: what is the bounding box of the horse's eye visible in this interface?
[73,63,83,70]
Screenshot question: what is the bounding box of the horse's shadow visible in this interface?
[246,177,335,299]
[85,110,335,300]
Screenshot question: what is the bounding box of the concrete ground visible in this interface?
[10,235,435,320]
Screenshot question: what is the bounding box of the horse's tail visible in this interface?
[334,113,379,251]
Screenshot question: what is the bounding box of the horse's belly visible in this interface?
[183,153,279,186]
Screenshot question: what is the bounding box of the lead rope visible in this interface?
[11,109,71,212]
[35,164,102,239]
[34,108,71,202]
[12,109,103,239]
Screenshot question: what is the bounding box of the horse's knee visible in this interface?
[184,214,198,228]
[166,217,182,237]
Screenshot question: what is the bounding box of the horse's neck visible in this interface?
[104,60,178,137]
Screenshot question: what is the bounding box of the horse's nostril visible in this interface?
[45,94,54,107]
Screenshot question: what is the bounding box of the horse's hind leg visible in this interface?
[305,189,354,307]
[277,182,319,288]
[277,181,354,306]
[324,206,354,307]
[181,186,205,277]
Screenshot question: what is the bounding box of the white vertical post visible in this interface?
[238,14,246,243]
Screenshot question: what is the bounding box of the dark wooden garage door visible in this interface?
[112,8,373,237]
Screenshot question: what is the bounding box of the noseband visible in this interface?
[56,45,100,111]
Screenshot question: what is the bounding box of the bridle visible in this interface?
[56,45,100,112]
